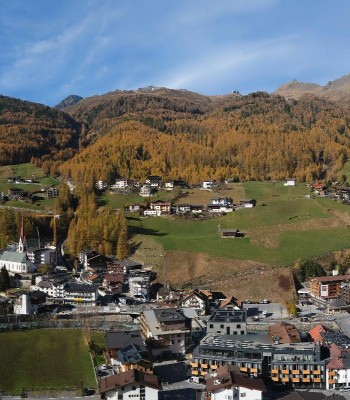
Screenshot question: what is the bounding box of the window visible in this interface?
[220,324,224,329]
[209,324,213,328]
[237,324,241,328]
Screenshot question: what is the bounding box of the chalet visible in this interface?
[102,272,123,295]
[207,204,233,213]
[202,180,213,190]
[180,289,210,315]
[310,275,350,300]
[212,197,233,206]
[145,175,162,188]
[99,369,160,400]
[139,184,152,197]
[284,178,296,186]
[205,365,266,400]
[111,178,128,190]
[149,200,171,215]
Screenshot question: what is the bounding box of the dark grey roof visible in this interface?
[154,308,187,323]
[106,330,146,351]
[64,283,96,293]
[117,259,143,268]
[209,309,246,323]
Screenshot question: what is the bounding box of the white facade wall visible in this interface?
[210,386,262,400]
[105,384,158,400]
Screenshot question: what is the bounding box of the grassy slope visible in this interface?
[0,329,96,394]
[125,181,350,266]
[0,163,59,212]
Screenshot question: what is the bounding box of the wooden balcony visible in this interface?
[282,369,289,374]
[201,371,207,376]
[240,367,248,372]
[313,378,321,383]
[328,379,336,384]
[292,378,300,383]
[302,378,310,383]
[201,364,208,369]
[272,376,279,382]
[271,369,278,374]
[192,370,198,375]
[250,368,258,373]
[210,365,217,369]
[303,370,310,374]
[191,362,198,368]
[328,371,336,376]
[313,370,321,375]
[292,370,300,374]
[282,377,289,382]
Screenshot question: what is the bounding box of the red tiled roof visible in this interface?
[308,324,328,343]
[269,322,301,344]
[100,370,160,394]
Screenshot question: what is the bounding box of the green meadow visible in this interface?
[0,329,96,394]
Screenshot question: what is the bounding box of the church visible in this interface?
[0,218,36,275]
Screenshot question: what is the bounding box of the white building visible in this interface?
[100,370,160,400]
[284,179,296,186]
[206,365,266,400]
[14,291,46,315]
[202,180,213,190]
[140,308,192,357]
[111,178,128,190]
[326,343,350,390]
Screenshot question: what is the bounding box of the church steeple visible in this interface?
[18,215,27,253]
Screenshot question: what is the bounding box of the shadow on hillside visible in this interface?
[129,225,168,237]
[126,216,142,221]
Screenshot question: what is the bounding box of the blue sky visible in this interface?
[1,0,350,106]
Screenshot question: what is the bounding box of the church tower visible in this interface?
[18,215,27,253]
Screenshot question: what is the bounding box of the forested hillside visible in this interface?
[0,95,83,168]
[59,91,350,183]
[2,88,350,183]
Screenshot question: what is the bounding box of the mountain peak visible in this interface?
[55,95,83,110]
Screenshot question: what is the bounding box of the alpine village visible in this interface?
[7,77,350,400]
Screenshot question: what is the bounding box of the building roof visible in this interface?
[99,369,160,394]
[106,330,146,351]
[103,273,123,283]
[64,283,96,293]
[308,324,328,343]
[143,308,190,335]
[205,365,266,393]
[327,343,350,370]
[269,322,301,344]
[311,274,350,283]
[0,250,27,263]
[209,308,246,323]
